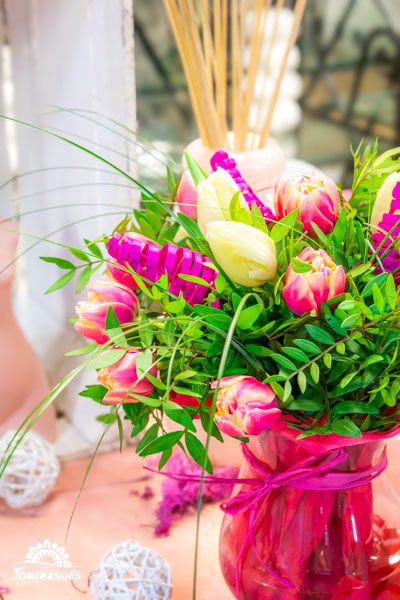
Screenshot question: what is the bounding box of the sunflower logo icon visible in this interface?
[22,540,72,567]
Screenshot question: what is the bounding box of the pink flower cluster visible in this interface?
[212,376,281,437]
[283,248,346,316]
[275,175,340,236]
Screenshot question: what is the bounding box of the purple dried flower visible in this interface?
[149,452,239,536]
[107,232,217,305]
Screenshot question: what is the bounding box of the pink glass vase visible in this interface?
[0,218,56,441]
[219,429,400,599]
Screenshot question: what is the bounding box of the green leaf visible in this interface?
[297,371,307,393]
[162,320,176,345]
[69,247,90,262]
[96,413,117,424]
[336,342,346,355]
[332,402,379,415]
[135,350,154,379]
[177,273,211,287]
[158,448,173,470]
[139,430,184,457]
[136,423,159,453]
[340,372,357,388]
[282,347,309,363]
[270,354,297,372]
[184,151,207,185]
[164,401,196,432]
[310,222,329,247]
[185,431,212,474]
[270,210,298,242]
[289,398,322,411]
[44,269,75,294]
[283,380,292,403]
[323,353,332,369]
[310,362,320,384]
[66,343,97,356]
[117,414,124,452]
[40,256,75,270]
[167,165,177,194]
[331,418,362,438]
[372,283,385,314]
[84,239,103,259]
[237,304,263,330]
[293,339,321,355]
[291,258,313,273]
[79,384,107,401]
[305,325,335,345]
[341,314,361,329]
[385,275,397,310]
[76,264,92,293]
[89,349,126,369]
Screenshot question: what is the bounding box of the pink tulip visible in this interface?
[275,174,340,235]
[98,349,157,404]
[211,376,281,437]
[175,169,198,219]
[283,247,346,316]
[74,280,139,344]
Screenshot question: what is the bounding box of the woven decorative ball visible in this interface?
[0,430,60,509]
[89,540,172,600]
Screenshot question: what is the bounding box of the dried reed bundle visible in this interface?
[163,0,307,151]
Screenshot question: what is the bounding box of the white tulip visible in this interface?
[206,221,277,287]
[197,168,249,235]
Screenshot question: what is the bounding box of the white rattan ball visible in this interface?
[0,430,60,509]
[89,540,172,600]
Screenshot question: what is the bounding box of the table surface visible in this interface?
[0,448,232,600]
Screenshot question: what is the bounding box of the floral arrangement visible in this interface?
[3,136,400,599]
[44,142,400,470]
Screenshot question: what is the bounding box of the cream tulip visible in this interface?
[197,167,249,235]
[371,172,400,227]
[206,221,277,286]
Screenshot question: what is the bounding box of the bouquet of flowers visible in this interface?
[5,139,400,598]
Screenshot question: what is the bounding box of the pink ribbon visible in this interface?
[147,443,387,598]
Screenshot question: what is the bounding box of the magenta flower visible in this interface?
[98,349,157,404]
[371,180,400,282]
[107,232,217,305]
[275,175,340,236]
[74,280,139,344]
[211,376,281,437]
[283,247,346,316]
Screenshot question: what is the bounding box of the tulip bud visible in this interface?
[98,349,157,404]
[283,248,346,316]
[211,376,281,437]
[197,167,249,235]
[275,174,340,235]
[74,280,139,344]
[371,172,400,227]
[175,169,198,220]
[206,221,277,287]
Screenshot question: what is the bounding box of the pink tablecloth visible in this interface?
[0,449,231,600]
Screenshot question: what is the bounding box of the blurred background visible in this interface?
[136,0,400,183]
[0,0,399,452]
